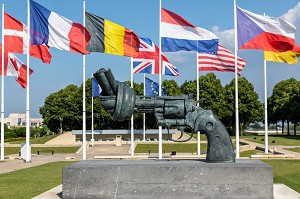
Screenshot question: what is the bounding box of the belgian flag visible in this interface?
[85,12,140,57]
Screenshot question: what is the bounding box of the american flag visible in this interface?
[132,38,179,76]
[198,44,246,75]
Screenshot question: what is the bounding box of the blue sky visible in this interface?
[1,0,300,117]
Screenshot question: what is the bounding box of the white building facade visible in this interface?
[4,113,43,128]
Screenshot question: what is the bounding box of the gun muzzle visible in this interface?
[93,68,136,121]
[93,68,118,96]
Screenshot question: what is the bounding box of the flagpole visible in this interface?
[1,4,5,161]
[158,0,163,159]
[130,57,134,157]
[143,73,146,141]
[82,0,87,160]
[234,0,239,159]
[25,0,31,163]
[196,52,200,156]
[91,75,94,147]
[264,60,269,153]
[263,13,269,154]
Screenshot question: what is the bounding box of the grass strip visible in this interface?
[242,135,300,146]
[239,149,262,157]
[8,135,58,144]
[283,147,300,153]
[0,161,77,199]
[262,160,300,193]
[135,143,207,154]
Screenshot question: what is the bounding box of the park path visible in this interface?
[240,139,300,159]
[0,154,75,174]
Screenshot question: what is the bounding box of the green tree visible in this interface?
[180,79,197,98]
[162,79,182,96]
[198,73,230,121]
[268,78,300,135]
[180,74,230,122]
[290,94,300,135]
[224,77,263,135]
[4,123,16,138]
[40,84,81,133]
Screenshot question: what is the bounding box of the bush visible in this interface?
[38,125,51,137]
[31,128,40,138]
[4,137,25,143]
[4,131,17,139]
[12,127,26,137]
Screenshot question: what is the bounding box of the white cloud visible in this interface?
[212,27,235,51]
[281,2,300,25]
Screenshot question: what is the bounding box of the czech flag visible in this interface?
[237,6,296,52]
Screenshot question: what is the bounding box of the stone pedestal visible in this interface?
[115,135,122,146]
[62,159,273,199]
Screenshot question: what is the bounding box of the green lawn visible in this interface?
[135,143,207,154]
[192,133,208,141]
[135,143,250,154]
[262,160,300,193]
[0,161,77,199]
[8,135,58,144]
[242,135,300,146]
[240,149,262,157]
[283,147,300,153]
[191,133,236,141]
[4,147,80,156]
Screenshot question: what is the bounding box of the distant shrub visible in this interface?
[4,137,25,142]
[4,131,17,139]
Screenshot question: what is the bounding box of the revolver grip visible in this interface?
[194,110,235,163]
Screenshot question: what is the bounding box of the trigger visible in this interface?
[177,126,185,140]
[178,126,185,132]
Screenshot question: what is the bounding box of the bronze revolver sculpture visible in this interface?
[93,68,235,163]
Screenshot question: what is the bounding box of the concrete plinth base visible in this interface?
[62,159,273,199]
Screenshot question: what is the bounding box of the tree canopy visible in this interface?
[224,77,263,134]
[268,78,300,135]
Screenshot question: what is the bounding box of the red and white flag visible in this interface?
[198,44,246,75]
[4,12,52,64]
[0,44,34,88]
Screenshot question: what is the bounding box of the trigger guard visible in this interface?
[167,125,195,143]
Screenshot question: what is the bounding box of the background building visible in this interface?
[4,113,43,128]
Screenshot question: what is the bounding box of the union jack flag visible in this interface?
[132,38,179,76]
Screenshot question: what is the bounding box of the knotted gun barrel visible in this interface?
[93,68,235,163]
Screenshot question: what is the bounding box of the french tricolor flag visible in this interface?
[30,0,91,54]
[161,8,219,54]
